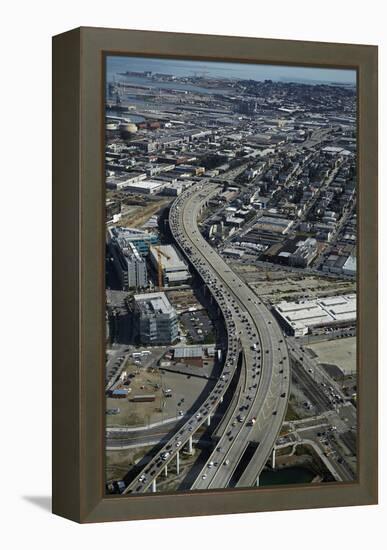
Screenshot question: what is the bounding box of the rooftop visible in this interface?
[108,226,158,246]
[274,294,356,334]
[174,344,216,358]
[125,179,164,191]
[150,244,188,272]
[134,292,175,316]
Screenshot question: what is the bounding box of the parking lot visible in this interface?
[306,337,356,376]
[179,309,215,344]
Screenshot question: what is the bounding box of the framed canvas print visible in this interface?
[52,27,378,523]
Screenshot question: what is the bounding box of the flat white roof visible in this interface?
[274,294,356,332]
[150,244,188,272]
[125,179,163,190]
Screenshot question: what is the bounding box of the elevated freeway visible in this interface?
[177,183,290,490]
[122,181,290,494]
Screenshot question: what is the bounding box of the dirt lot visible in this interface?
[229,264,355,304]
[107,360,213,429]
[119,198,170,228]
[106,366,163,427]
[166,289,204,314]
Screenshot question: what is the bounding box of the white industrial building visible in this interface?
[124,179,165,195]
[273,294,356,337]
[133,292,179,345]
[106,172,147,190]
[149,244,191,286]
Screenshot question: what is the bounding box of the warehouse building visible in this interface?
[149,244,191,286]
[173,344,216,367]
[253,215,294,234]
[133,292,179,345]
[123,179,165,195]
[106,172,147,190]
[273,294,356,337]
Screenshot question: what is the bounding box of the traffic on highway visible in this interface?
[123,182,290,493]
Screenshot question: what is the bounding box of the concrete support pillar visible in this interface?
[176,451,180,475]
[164,464,168,477]
[256,475,260,487]
[207,414,211,426]
[272,448,276,470]
[152,478,157,493]
[188,435,193,454]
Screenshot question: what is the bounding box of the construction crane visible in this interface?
[155,246,171,289]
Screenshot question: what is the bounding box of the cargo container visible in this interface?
[111,389,129,398]
[131,394,156,403]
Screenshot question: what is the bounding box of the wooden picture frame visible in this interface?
[52,27,378,523]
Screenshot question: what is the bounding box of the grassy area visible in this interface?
[294,444,313,457]
[276,446,293,457]
[106,446,153,483]
[285,402,302,421]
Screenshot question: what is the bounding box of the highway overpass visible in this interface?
[123,181,290,493]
